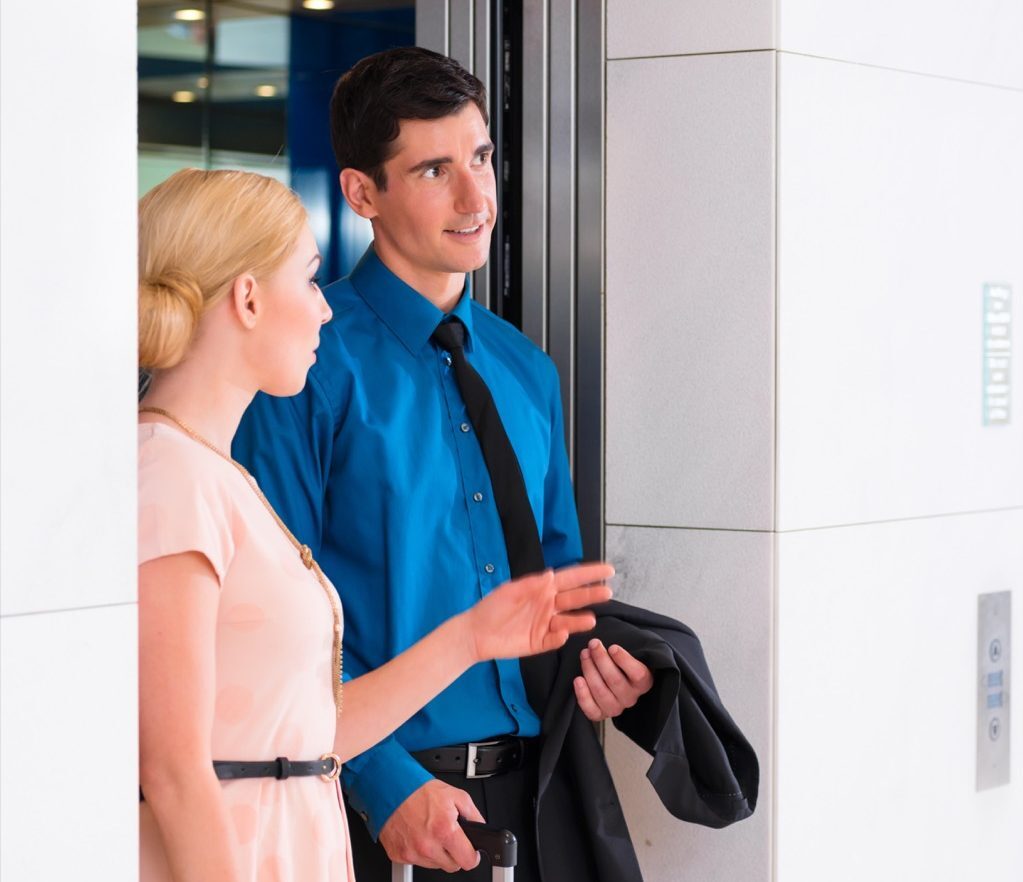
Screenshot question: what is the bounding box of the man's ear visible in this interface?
[230,273,259,329]
[340,168,379,220]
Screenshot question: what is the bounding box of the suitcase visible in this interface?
[391,819,517,882]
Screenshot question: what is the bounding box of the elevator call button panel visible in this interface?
[977,591,1011,790]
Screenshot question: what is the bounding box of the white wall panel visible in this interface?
[606,52,776,531]
[605,525,772,882]
[779,0,1023,89]
[608,0,775,60]
[0,0,138,615]
[776,509,1023,881]
[777,52,1023,531]
[1,605,138,881]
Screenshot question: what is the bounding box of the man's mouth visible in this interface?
[445,223,484,237]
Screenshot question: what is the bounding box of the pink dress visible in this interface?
[138,422,355,882]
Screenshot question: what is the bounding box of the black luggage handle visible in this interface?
[458,818,518,868]
[391,820,517,881]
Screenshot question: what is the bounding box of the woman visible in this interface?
[136,168,612,882]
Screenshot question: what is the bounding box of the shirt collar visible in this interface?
[349,245,476,356]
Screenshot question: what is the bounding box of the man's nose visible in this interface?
[453,168,487,216]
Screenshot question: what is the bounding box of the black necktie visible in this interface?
[432,318,546,578]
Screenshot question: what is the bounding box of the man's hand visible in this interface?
[378,779,484,872]
[573,639,654,721]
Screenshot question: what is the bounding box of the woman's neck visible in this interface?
[139,357,255,455]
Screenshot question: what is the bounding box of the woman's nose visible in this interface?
[319,292,333,324]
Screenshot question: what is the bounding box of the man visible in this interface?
[234,47,756,881]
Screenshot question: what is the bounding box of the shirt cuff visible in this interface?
[342,740,434,840]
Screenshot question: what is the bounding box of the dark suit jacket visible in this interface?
[520,600,759,882]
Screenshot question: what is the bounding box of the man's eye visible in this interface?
[474,152,491,166]
[423,166,441,179]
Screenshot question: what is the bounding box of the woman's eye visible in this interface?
[310,275,321,288]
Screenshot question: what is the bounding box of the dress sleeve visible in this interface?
[138,440,236,586]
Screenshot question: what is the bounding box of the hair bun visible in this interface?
[138,269,204,371]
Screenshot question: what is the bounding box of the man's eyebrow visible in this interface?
[408,155,452,174]
[407,142,496,175]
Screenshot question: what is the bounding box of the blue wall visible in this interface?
[288,9,415,283]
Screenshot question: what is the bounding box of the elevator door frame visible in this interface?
[416,0,605,560]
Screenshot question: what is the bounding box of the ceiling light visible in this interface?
[255,84,278,98]
[302,0,335,10]
[173,8,206,22]
[172,90,197,103]
[197,75,209,89]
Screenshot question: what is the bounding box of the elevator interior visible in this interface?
[137,0,603,555]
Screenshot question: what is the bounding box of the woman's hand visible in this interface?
[336,562,613,762]
[466,562,614,662]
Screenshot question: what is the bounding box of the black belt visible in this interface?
[413,737,535,779]
[140,753,340,801]
[213,754,341,781]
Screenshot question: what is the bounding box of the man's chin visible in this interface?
[444,245,492,274]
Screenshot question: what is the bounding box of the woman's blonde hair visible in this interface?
[138,168,307,371]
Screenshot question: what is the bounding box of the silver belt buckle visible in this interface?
[466,739,504,779]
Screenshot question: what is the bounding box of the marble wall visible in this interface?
[604,1,1023,880]
[0,1,138,878]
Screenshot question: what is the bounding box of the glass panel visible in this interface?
[138,4,210,193]
[138,0,415,282]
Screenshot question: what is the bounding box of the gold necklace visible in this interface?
[139,406,343,716]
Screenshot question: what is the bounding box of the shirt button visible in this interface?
[473,492,483,503]
[484,563,495,574]
[460,422,471,433]
[445,355,453,366]
[510,704,519,713]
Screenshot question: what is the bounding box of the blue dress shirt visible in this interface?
[232,246,582,837]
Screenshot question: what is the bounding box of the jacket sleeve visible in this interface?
[598,605,760,828]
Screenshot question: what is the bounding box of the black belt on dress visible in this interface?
[139,753,340,801]
[412,737,535,779]
[213,754,340,781]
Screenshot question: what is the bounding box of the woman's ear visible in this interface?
[340,168,378,220]
[230,273,259,329]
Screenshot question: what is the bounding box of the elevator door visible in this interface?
[417,0,604,559]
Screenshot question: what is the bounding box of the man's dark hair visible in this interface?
[330,46,489,190]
